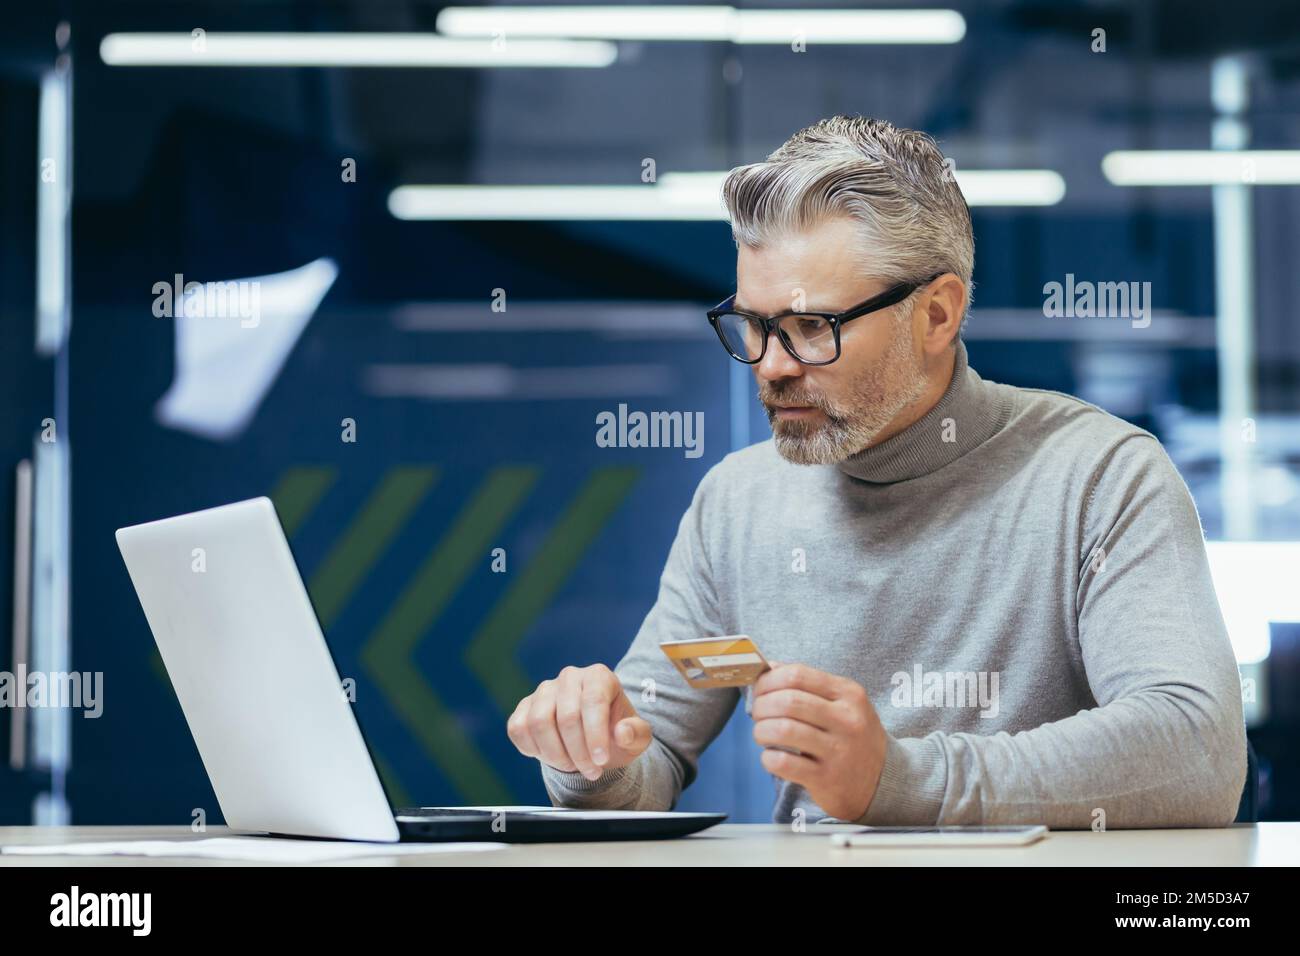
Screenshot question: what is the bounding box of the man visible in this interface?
[506,115,1246,827]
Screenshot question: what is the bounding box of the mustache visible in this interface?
[758,383,838,418]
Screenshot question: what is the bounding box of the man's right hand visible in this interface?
[507,664,653,781]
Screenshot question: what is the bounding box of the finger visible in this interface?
[752,716,833,759]
[753,662,847,700]
[507,697,540,757]
[614,715,653,755]
[760,746,820,789]
[554,667,601,779]
[528,682,578,773]
[580,667,620,766]
[748,687,834,730]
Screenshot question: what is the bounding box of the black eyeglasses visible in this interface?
[706,273,944,366]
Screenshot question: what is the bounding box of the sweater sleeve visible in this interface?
[540,465,740,810]
[859,434,1247,828]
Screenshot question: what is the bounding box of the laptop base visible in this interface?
[393,808,726,843]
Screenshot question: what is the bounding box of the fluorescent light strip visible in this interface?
[954,169,1066,206]
[389,169,1063,221]
[436,6,966,44]
[659,169,1065,205]
[1102,150,1300,186]
[440,5,735,41]
[389,184,728,221]
[36,69,70,356]
[735,10,966,44]
[99,32,617,67]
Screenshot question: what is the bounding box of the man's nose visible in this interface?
[755,330,804,382]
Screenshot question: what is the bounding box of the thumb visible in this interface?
[614,716,652,755]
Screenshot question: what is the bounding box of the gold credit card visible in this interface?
[659,636,770,689]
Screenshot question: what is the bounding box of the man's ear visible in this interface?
[921,273,966,352]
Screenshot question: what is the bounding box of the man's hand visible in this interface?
[507,664,653,781]
[750,662,888,821]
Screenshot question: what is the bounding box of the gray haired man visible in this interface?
[506,115,1246,828]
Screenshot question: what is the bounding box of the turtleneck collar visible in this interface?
[835,337,1015,484]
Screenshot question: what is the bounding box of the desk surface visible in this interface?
[1,823,1296,866]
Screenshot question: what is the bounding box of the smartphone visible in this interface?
[829,825,1048,848]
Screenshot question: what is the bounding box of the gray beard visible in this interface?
[763,315,931,466]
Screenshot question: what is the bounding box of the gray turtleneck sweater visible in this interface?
[541,339,1247,827]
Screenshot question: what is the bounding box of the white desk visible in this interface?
[1,822,1296,866]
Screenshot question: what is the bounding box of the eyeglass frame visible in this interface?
[706,272,946,366]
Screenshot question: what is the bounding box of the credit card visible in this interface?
[659,636,770,689]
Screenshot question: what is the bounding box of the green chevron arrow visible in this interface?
[360,466,539,803]
[276,463,421,803]
[270,466,337,537]
[465,466,640,717]
[308,466,437,629]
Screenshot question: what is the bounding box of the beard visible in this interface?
[760,309,931,465]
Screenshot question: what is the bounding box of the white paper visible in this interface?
[1,837,505,863]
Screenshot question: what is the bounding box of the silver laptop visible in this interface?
[115,497,724,843]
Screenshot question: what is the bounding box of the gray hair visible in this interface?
[721,115,974,338]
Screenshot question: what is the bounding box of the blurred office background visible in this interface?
[0,0,1297,825]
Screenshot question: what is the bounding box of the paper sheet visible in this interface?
[1,837,506,863]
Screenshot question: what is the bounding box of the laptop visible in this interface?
[115,497,725,843]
